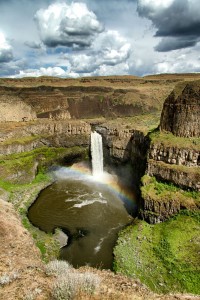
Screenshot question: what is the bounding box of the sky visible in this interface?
[0,0,200,78]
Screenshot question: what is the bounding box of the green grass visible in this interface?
[0,146,88,183]
[150,130,200,151]
[114,213,200,294]
[141,176,199,222]
[1,135,45,146]
[141,175,200,202]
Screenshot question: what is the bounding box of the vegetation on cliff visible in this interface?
[140,175,200,222]
[149,131,200,151]
[114,211,200,295]
[0,145,88,184]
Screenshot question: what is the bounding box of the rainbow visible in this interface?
[55,163,137,212]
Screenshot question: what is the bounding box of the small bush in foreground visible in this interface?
[52,272,100,300]
[79,272,101,295]
[0,271,20,285]
[45,259,73,277]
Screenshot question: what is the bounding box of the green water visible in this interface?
[28,167,135,269]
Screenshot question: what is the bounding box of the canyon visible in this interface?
[0,74,199,299]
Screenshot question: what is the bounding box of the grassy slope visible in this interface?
[114,212,200,294]
[149,131,200,151]
[141,175,200,206]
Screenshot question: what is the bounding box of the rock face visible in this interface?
[0,95,36,122]
[160,81,200,137]
[147,160,200,191]
[0,85,159,120]
[96,124,149,193]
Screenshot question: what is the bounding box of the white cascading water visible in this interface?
[91,131,104,177]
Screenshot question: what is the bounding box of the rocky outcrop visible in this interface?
[160,81,200,137]
[140,175,200,224]
[146,139,200,192]
[140,135,200,222]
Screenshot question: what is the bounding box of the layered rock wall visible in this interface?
[0,84,162,121]
[148,143,199,167]
[147,160,200,191]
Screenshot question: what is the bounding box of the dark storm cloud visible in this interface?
[137,0,200,51]
[155,37,198,52]
[0,48,13,63]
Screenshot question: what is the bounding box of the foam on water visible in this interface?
[73,199,107,208]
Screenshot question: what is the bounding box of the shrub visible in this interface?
[24,288,42,300]
[45,259,73,277]
[52,271,100,300]
[52,274,78,300]
[0,271,20,285]
[79,272,100,294]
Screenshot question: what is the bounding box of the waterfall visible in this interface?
[91,131,104,177]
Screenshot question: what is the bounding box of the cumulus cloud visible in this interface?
[155,55,200,73]
[93,62,130,76]
[35,2,103,48]
[13,66,69,78]
[137,0,200,51]
[0,32,13,63]
[92,30,131,65]
[60,30,131,76]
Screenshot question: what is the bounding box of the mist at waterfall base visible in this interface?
[28,132,137,269]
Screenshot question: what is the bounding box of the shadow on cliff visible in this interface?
[102,131,152,218]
